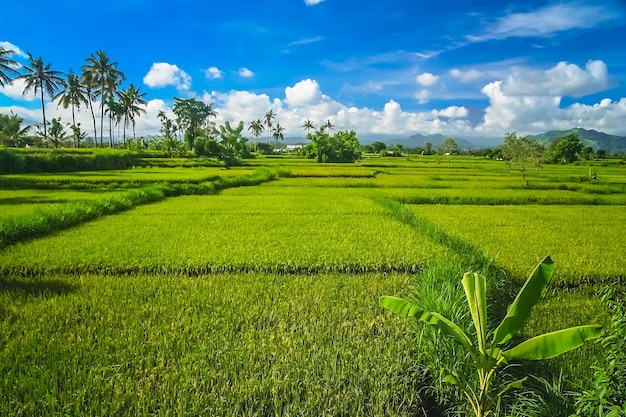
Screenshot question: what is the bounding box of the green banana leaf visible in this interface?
[378,296,422,318]
[380,296,476,357]
[462,272,488,353]
[502,324,603,360]
[492,256,555,346]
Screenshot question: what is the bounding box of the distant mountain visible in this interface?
[387,133,478,149]
[531,128,626,153]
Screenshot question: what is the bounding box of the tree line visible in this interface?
[1,46,364,164]
[1,47,147,148]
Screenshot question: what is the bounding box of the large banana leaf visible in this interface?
[462,272,488,353]
[379,296,422,318]
[380,296,476,357]
[492,256,555,346]
[502,324,603,360]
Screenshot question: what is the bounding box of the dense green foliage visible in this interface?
[303,129,362,163]
[381,257,602,417]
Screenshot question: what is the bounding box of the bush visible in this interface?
[0,148,25,174]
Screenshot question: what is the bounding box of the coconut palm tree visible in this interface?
[104,97,124,145]
[272,123,285,146]
[82,50,124,147]
[18,54,64,144]
[302,119,315,136]
[322,119,335,133]
[81,70,98,143]
[248,119,263,151]
[263,110,275,144]
[0,47,20,87]
[119,83,147,143]
[53,69,88,128]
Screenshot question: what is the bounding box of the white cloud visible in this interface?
[0,41,27,58]
[415,89,431,104]
[210,90,274,125]
[450,68,483,83]
[469,3,621,41]
[238,67,254,78]
[143,62,192,91]
[416,72,439,87]
[205,67,223,79]
[304,0,324,5]
[434,106,469,119]
[0,78,37,101]
[285,79,323,107]
[4,69,626,144]
[501,60,611,98]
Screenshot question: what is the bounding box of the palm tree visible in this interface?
[119,83,147,143]
[263,110,275,144]
[82,50,123,147]
[302,120,315,136]
[322,119,335,133]
[104,72,124,146]
[104,97,124,145]
[248,119,263,151]
[53,69,88,128]
[272,123,285,146]
[0,47,19,87]
[18,53,64,144]
[81,70,98,143]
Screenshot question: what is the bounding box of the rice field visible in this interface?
[1,154,625,416]
[409,205,626,285]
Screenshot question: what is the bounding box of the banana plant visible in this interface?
[380,256,602,417]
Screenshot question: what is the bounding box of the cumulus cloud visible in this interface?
[416,72,439,87]
[285,79,323,107]
[304,0,324,5]
[501,60,611,98]
[0,78,37,101]
[209,90,275,124]
[4,66,626,144]
[468,3,621,41]
[475,78,626,137]
[238,67,254,77]
[205,67,223,79]
[433,106,469,119]
[143,62,192,91]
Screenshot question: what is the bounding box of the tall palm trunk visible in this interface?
[100,102,105,147]
[123,117,127,146]
[87,97,97,144]
[109,113,114,147]
[40,89,48,146]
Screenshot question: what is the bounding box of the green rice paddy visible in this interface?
[1,154,624,416]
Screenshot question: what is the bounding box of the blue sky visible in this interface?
[1,0,625,143]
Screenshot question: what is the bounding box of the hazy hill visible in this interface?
[387,133,477,149]
[531,128,626,153]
